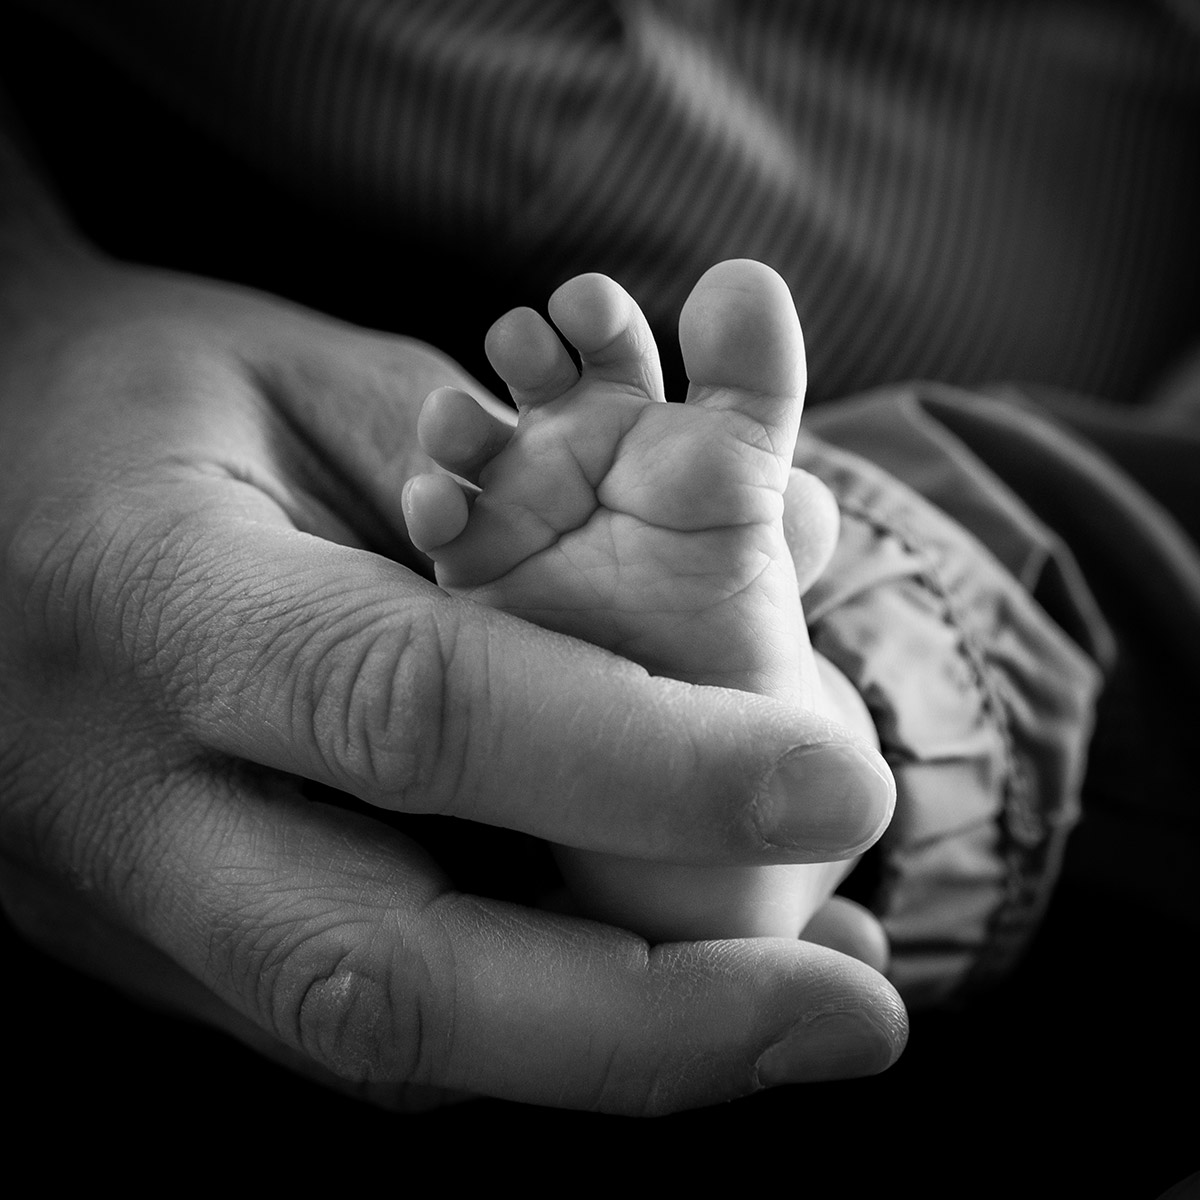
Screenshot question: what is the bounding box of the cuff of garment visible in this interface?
[795,385,1109,1007]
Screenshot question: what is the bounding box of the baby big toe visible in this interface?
[679,259,806,433]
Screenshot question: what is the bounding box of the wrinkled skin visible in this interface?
[0,250,905,1113]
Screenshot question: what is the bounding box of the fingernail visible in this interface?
[757,743,894,853]
[756,1010,899,1086]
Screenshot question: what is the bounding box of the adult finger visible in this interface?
[121,773,907,1113]
[151,497,894,865]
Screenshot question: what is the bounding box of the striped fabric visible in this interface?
[31,0,1200,404]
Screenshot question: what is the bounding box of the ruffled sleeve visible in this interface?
[794,385,1113,1005]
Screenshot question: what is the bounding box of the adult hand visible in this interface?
[0,251,904,1113]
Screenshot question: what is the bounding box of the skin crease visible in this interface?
[0,123,904,1110]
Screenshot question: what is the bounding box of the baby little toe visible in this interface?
[402,472,471,554]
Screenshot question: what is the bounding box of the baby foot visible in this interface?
[407,259,813,706]
[406,260,844,939]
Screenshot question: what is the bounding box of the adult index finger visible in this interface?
[165,509,894,866]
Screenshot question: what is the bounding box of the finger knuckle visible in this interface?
[304,596,497,815]
[304,602,458,806]
[245,909,451,1086]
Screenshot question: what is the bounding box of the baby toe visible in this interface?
[485,306,579,409]
[679,259,806,433]
[402,472,471,554]
[549,272,665,401]
[418,386,514,483]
